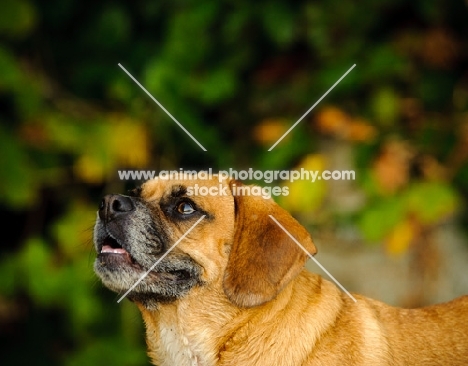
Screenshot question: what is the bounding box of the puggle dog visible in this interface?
[94,176,468,366]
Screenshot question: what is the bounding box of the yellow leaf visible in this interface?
[348,118,377,142]
[53,202,96,260]
[278,154,327,213]
[315,106,351,137]
[109,114,149,168]
[385,219,414,256]
[253,118,289,145]
[74,154,105,184]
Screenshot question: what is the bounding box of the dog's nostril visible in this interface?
[99,194,135,221]
[110,195,134,213]
[112,199,123,212]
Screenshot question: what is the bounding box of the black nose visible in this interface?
[99,194,135,221]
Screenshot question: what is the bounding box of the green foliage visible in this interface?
[65,336,147,366]
[405,181,459,225]
[1,0,467,364]
[261,2,296,47]
[0,0,36,38]
[359,182,459,243]
[371,87,399,127]
[359,197,406,242]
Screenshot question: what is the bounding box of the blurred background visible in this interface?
[1,0,468,365]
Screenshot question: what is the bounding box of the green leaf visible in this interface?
[197,69,238,104]
[371,87,399,127]
[0,46,22,90]
[358,197,406,242]
[20,238,59,305]
[65,337,147,366]
[0,0,36,38]
[0,254,20,295]
[85,5,131,49]
[261,2,295,46]
[52,202,96,260]
[0,126,38,208]
[362,45,409,83]
[404,181,459,224]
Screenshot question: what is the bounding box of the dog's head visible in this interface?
[94,176,316,308]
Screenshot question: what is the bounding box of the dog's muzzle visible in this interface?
[93,192,202,306]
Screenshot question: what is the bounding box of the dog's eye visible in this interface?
[177,202,195,215]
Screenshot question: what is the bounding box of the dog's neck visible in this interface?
[138,287,239,366]
[137,272,340,366]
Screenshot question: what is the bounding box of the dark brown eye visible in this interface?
[177,202,195,215]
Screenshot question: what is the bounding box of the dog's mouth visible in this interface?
[96,233,194,283]
[101,235,131,255]
[97,235,136,264]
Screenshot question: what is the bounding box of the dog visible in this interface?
[94,175,468,365]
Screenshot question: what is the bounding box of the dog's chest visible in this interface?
[159,324,207,366]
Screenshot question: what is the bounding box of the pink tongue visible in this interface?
[101,245,127,254]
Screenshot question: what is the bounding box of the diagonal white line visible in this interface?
[117,215,206,303]
[118,63,207,152]
[268,215,357,302]
[268,63,356,151]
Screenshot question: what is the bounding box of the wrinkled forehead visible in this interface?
[140,175,232,202]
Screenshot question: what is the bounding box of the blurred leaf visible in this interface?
[385,219,415,256]
[358,197,406,242]
[0,254,20,295]
[109,115,150,166]
[261,2,295,46]
[143,59,179,100]
[304,4,331,59]
[65,337,147,366]
[362,44,409,83]
[0,46,22,90]
[0,0,36,37]
[42,113,150,183]
[13,76,44,119]
[418,71,456,109]
[87,5,131,48]
[196,68,238,104]
[74,154,107,184]
[21,238,62,306]
[253,118,289,145]
[348,118,378,142]
[222,7,251,42]
[64,256,103,332]
[0,126,38,208]
[107,76,134,102]
[371,87,399,127]
[43,113,83,152]
[279,154,328,213]
[371,140,413,195]
[315,106,351,136]
[52,201,96,260]
[163,5,217,68]
[16,236,101,332]
[256,124,313,169]
[404,181,459,224]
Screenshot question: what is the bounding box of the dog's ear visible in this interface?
[223,181,317,308]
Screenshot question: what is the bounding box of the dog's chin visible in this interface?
[94,239,202,308]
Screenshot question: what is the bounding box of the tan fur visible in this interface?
[131,177,468,365]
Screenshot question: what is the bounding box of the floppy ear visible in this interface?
[223,182,317,308]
